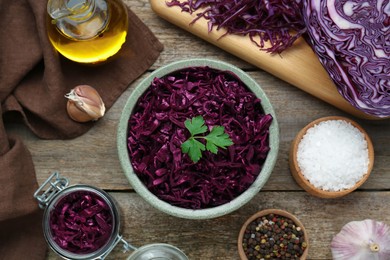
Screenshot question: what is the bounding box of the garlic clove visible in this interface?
[67,100,95,123]
[65,85,106,123]
[331,219,390,260]
[72,85,105,118]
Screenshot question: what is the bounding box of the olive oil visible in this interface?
[47,0,128,63]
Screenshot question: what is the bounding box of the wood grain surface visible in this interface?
[5,0,390,259]
[45,192,390,260]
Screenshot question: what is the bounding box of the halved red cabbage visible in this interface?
[49,191,113,254]
[303,0,390,117]
[128,67,272,209]
[167,0,307,53]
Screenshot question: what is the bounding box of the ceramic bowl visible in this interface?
[289,116,374,199]
[117,59,279,219]
[238,209,309,260]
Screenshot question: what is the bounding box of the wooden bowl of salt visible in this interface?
[289,116,374,198]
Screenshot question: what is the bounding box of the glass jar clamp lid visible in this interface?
[34,172,132,259]
[34,172,188,260]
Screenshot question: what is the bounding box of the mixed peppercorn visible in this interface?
[242,213,307,259]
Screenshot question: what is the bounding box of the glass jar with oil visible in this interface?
[47,0,128,63]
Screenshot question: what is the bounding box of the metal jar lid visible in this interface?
[127,243,188,260]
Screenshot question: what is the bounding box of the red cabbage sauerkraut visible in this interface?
[49,190,113,254]
[127,67,272,209]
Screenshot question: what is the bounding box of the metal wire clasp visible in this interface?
[34,172,69,209]
[97,235,137,259]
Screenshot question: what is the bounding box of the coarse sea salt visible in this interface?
[297,120,369,191]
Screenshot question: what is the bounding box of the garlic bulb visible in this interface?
[331,219,390,260]
[65,85,105,123]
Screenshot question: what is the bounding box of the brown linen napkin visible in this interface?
[0,0,163,258]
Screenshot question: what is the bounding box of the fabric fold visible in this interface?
[0,0,163,258]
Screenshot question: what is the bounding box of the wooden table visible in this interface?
[7,1,390,259]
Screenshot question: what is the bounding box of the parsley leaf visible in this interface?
[184,116,208,136]
[181,116,233,163]
[181,138,206,163]
[204,126,234,154]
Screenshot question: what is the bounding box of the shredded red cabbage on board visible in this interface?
[127,67,272,209]
[49,191,113,254]
[303,0,390,117]
[167,0,307,53]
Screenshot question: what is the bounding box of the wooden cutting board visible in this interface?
[150,0,378,120]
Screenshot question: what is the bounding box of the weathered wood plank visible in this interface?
[45,191,390,260]
[6,70,389,191]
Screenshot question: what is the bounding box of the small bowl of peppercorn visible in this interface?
[238,209,309,260]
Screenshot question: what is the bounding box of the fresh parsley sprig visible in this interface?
[181,116,233,163]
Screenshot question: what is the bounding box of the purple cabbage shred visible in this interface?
[167,0,307,53]
[127,67,273,209]
[49,191,113,254]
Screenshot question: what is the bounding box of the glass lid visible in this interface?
[127,243,188,260]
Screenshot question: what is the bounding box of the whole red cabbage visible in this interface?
[49,190,113,254]
[303,0,390,117]
[127,67,272,209]
[167,0,307,53]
